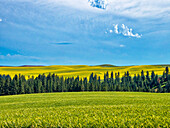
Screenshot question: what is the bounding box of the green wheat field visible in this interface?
[0,92,169,127]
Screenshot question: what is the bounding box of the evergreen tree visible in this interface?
[141,70,145,81]
[13,75,19,94]
[80,79,84,91]
[111,72,113,81]
[106,71,109,82]
[146,71,150,82]
[0,76,3,95]
[103,82,108,91]
[10,78,17,95]
[4,75,10,95]
[157,83,163,93]
[53,74,57,92]
[42,74,46,92]
[165,67,169,80]
[98,76,102,91]
[104,73,106,82]
[20,75,25,94]
[60,76,64,92]
[94,74,98,91]
[83,77,88,91]
[89,73,93,83]
[0,68,170,95]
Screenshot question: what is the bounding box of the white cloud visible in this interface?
[120,44,125,47]
[47,0,170,18]
[121,24,142,38]
[113,24,119,34]
[13,0,170,19]
[109,24,142,38]
[88,0,108,9]
[109,30,113,33]
[0,19,2,22]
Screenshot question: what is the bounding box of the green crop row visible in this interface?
[0,92,169,127]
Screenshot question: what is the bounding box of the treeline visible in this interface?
[0,67,170,96]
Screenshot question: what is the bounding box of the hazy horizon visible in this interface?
[1,63,170,67]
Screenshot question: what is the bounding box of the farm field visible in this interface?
[0,92,169,127]
[0,65,168,79]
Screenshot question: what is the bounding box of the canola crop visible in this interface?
[0,92,169,127]
[0,65,167,79]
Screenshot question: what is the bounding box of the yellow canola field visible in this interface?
[0,65,168,79]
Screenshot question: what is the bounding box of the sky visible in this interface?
[0,0,170,66]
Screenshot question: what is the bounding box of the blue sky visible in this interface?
[0,0,170,66]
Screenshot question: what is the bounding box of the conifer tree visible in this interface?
[83,77,88,91]
[98,76,102,91]
[157,83,163,93]
[80,79,84,91]
[141,70,145,81]
[89,73,93,83]
[103,82,108,91]
[13,75,19,94]
[94,74,98,91]
[111,72,113,81]
[4,75,10,95]
[165,67,169,80]
[104,73,106,82]
[60,76,64,92]
[106,71,109,82]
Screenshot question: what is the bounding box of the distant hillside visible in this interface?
[0,64,169,80]
[97,64,117,67]
[19,65,44,67]
[0,65,44,67]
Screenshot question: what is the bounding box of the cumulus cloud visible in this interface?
[88,0,108,9]
[108,24,142,38]
[114,24,119,34]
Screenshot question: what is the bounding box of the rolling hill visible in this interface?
[0,64,169,79]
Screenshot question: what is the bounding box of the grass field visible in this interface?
[0,65,169,79]
[0,92,169,127]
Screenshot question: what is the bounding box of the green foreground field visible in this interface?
[0,65,169,79]
[0,92,169,127]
